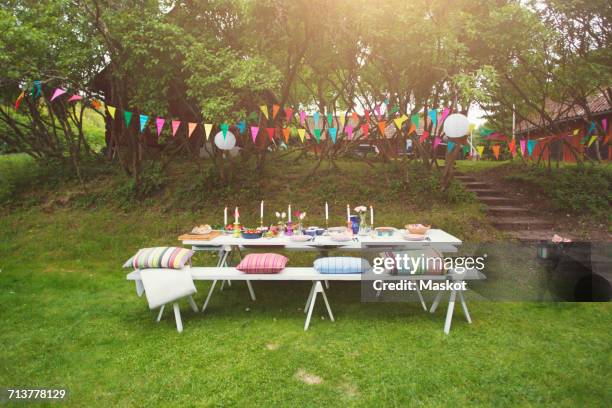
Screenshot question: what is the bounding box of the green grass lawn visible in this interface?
[1,154,610,406]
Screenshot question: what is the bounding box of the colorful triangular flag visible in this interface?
[106,105,116,119]
[220,123,229,139]
[204,124,213,140]
[377,121,386,135]
[587,135,598,148]
[329,128,337,143]
[285,107,293,122]
[346,125,353,140]
[260,105,269,119]
[410,113,419,128]
[67,95,82,103]
[393,114,408,131]
[527,140,536,155]
[188,122,197,138]
[139,114,149,132]
[314,128,322,143]
[237,120,246,134]
[313,112,320,128]
[124,111,132,127]
[492,145,500,160]
[172,120,181,137]
[282,127,290,143]
[266,127,275,141]
[155,117,165,136]
[339,114,346,128]
[419,131,430,143]
[272,104,280,119]
[440,107,450,123]
[476,146,485,156]
[250,126,259,143]
[433,136,441,150]
[297,128,306,143]
[520,140,526,155]
[299,111,306,125]
[428,110,437,125]
[327,112,333,126]
[361,124,369,137]
[50,88,67,102]
[14,91,25,111]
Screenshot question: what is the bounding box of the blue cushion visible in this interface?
[314,257,371,274]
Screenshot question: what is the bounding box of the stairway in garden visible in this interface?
[455,173,555,241]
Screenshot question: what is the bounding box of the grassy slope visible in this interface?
[1,155,611,406]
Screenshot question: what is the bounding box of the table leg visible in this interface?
[246,280,256,301]
[444,289,457,335]
[173,302,183,333]
[188,295,199,313]
[156,304,165,322]
[304,282,318,331]
[304,281,316,313]
[415,285,427,311]
[458,290,472,324]
[201,280,218,312]
[430,291,443,313]
[319,282,335,322]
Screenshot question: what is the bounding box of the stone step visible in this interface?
[478,196,517,205]
[485,206,529,215]
[470,189,504,197]
[462,181,490,188]
[455,175,477,182]
[492,217,555,231]
[508,230,562,242]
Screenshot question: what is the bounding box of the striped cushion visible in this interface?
[314,257,371,274]
[236,253,288,274]
[123,247,194,270]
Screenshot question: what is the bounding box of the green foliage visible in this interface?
[507,165,612,218]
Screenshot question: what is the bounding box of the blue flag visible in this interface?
[139,115,149,132]
[329,127,337,143]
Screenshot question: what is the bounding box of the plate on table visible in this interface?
[330,234,353,242]
[291,235,313,242]
[328,226,348,234]
[402,233,427,241]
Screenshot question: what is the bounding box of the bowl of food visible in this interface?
[291,234,312,242]
[241,229,263,239]
[330,233,353,242]
[405,224,431,235]
[225,224,243,234]
[374,227,396,237]
[305,226,325,237]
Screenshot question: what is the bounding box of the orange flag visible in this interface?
[282,127,290,143]
[408,123,416,134]
[188,122,197,138]
[377,121,386,135]
[492,144,500,160]
[272,104,280,119]
[91,99,102,109]
[352,112,359,123]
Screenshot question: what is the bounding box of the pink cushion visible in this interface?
[236,253,288,274]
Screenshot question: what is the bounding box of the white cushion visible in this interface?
[140,268,197,309]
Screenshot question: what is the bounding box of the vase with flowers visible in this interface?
[293,210,306,235]
[354,205,369,235]
[275,211,287,234]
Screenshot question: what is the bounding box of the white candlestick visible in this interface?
[235,206,239,224]
[288,204,292,222]
[224,207,228,226]
[325,202,329,221]
[346,204,350,222]
[370,205,374,226]
[260,200,264,220]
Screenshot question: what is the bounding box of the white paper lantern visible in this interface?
[214,130,236,150]
[443,113,469,138]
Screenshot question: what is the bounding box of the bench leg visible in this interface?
[458,290,472,324]
[430,291,443,313]
[246,280,256,301]
[304,281,333,330]
[156,304,165,322]
[201,280,218,312]
[444,289,457,335]
[188,295,199,313]
[415,285,427,311]
[319,283,334,322]
[324,280,329,289]
[173,302,183,333]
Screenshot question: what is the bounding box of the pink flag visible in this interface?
[419,131,430,143]
[603,118,608,131]
[433,136,441,150]
[67,95,82,102]
[171,120,181,137]
[374,105,381,120]
[155,117,165,136]
[251,126,259,143]
[50,88,67,102]
[440,107,450,123]
[346,125,354,140]
[520,139,526,155]
[188,123,197,138]
[285,108,293,121]
[299,111,306,125]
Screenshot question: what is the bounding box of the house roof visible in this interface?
[516,93,611,134]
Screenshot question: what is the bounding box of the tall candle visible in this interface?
[325,202,329,221]
[288,204,292,222]
[234,207,239,224]
[346,204,350,222]
[224,207,228,226]
[260,200,264,220]
[370,205,374,226]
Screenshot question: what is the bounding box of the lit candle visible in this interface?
[260,200,264,220]
[325,202,329,221]
[346,204,350,222]
[288,204,292,222]
[370,205,374,226]
[234,206,239,224]
[224,207,228,226]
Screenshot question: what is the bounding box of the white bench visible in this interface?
[127,267,483,332]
